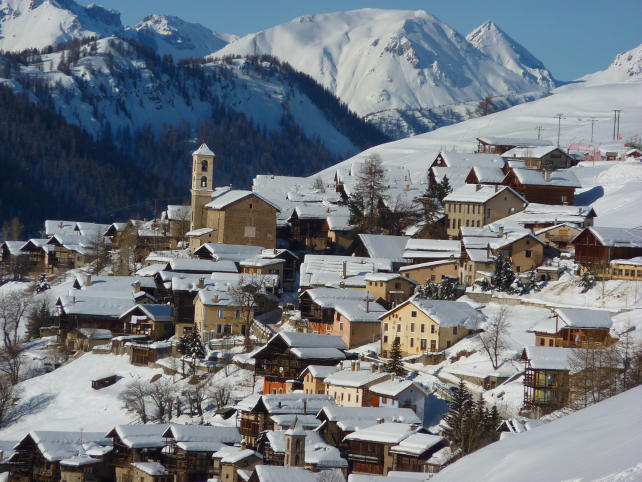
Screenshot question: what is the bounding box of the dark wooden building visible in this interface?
[572,226,642,272]
[502,167,580,205]
[253,332,347,394]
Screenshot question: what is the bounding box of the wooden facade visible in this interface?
[503,169,576,205]
[573,228,642,270]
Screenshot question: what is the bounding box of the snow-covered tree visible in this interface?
[578,269,595,293]
[35,273,50,294]
[385,339,406,376]
[415,281,440,299]
[490,255,516,293]
[479,307,511,370]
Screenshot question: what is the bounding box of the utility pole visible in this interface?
[613,109,622,140]
[554,114,564,147]
[589,118,597,144]
[535,125,543,140]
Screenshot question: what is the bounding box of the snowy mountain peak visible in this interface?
[580,43,642,85]
[130,14,237,60]
[466,20,556,88]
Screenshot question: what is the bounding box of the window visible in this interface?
[431,325,435,334]
[235,309,241,318]
[249,203,253,209]
[339,323,344,331]
[336,313,341,321]
[411,311,417,318]
[430,340,436,351]
[410,323,415,332]
[218,309,224,318]
[410,338,414,347]
[348,394,351,402]
[430,275,436,281]
[200,176,207,188]
[487,208,491,217]
[396,324,401,332]
[421,324,425,333]
[383,336,388,343]
[561,195,568,203]
[525,250,532,258]
[516,266,521,273]
[420,339,427,350]
[384,323,388,332]
[382,396,387,403]
[453,327,458,335]
[625,269,629,276]
[540,338,545,346]
[201,159,208,172]
[549,339,554,346]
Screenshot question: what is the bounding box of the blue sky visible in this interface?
[79,0,642,81]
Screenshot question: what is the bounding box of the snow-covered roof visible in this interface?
[368,379,429,398]
[477,137,552,148]
[206,188,280,211]
[119,304,173,322]
[251,466,343,482]
[276,332,348,350]
[186,227,214,237]
[358,234,410,262]
[399,259,459,272]
[192,143,214,156]
[364,272,417,284]
[211,445,261,464]
[162,424,240,447]
[318,406,421,431]
[194,243,263,262]
[502,145,561,159]
[300,255,393,289]
[436,151,505,168]
[524,346,573,371]
[235,393,336,415]
[164,205,191,221]
[239,257,284,268]
[555,308,612,329]
[284,416,306,436]
[343,422,421,444]
[403,239,460,258]
[290,347,347,360]
[334,299,387,323]
[167,258,226,272]
[107,424,170,449]
[16,431,113,462]
[301,364,341,380]
[386,298,486,330]
[265,429,347,468]
[491,203,595,230]
[327,213,352,231]
[45,219,76,236]
[271,414,321,429]
[131,461,169,476]
[303,288,373,309]
[390,433,443,456]
[444,184,526,205]
[1,241,26,256]
[468,166,506,184]
[59,454,102,467]
[611,256,642,266]
[324,370,390,388]
[511,168,580,188]
[135,264,167,277]
[57,295,136,318]
[583,226,642,248]
[78,328,112,339]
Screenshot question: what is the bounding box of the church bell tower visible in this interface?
[190,143,215,232]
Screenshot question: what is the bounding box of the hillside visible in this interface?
[432,385,642,482]
[213,9,556,137]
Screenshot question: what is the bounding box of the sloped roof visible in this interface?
[265,429,347,467]
[477,136,552,147]
[323,370,390,388]
[444,184,527,205]
[369,379,429,398]
[119,304,173,322]
[524,346,573,371]
[468,166,506,184]
[192,143,214,156]
[510,168,580,188]
[131,462,168,476]
[582,227,642,248]
[358,234,410,261]
[502,145,561,159]
[555,308,612,329]
[343,422,421,444]
[161,424,240,446]
[205,189,280,211]
[385,297,486,329]
[277,332,348,350]
[107,424,170,449]
[303,288,373,309]
[57,295,136,318]
[317,406,421,431]
[390,433,444,456]
[14,431,112,463]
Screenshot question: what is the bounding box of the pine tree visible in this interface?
[416,281,440,299]
[491,255,516,293]
[578,269,595,293]
[189,329,206,360]
[443,380,472,451]
[434,175,453,204]
[385,339,406,376]
[439,277,457,300]
[35,273,50,294]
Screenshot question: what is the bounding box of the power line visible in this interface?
[554,114,564,147]
[613,110,622,140]
[535,126,543,140]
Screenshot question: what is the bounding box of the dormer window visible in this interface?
[201,160,208,172]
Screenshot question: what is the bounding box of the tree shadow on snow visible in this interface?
[575,185,604,206]
[5,393,57,425]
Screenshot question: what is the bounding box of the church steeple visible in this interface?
[284,416,305,467]
[190,143,215,234]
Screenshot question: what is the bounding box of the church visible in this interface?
[188,143,280,251]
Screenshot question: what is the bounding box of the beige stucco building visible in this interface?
[324,362,391,407]
[365,273,417,308]
[444,185,527,238]
[380,298,486,358]
[399,259,460,286]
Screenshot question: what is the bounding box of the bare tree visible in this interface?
[569,343,620,407]
[479,307,511,370]
[475,96,497,117]
[351,154,389,232]
[0,289,31,383]
[120,379,149,423]
[379,195,421,236]
[210,382,232,410]
[183,379,209,418]
[229,275,272,351]
[0,375,21,426]
[312,176,325,193]
[88,231,111,275]
[147,378,178,422]
[112,226,137,275]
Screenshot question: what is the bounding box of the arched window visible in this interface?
[295,439,301,450]
[201,160,208,172]
[200,176,207,188]
[295,455,300,465]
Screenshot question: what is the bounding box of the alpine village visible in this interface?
[0,2,641,482]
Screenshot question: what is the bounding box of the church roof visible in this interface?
[192,143,214,156]
[205,189,281,212]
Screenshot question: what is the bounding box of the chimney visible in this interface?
[198,277,205,289]
[356,361,361,371]
[495,184,499,192]
[303,400,307,414]
[405,184,410,191]
[365,296,370,313]
[476,184,482,191]
[240,440,247,450]
[498,226,504,236]
[376,418,383,425]
[370,363,376,373]
[85,274,92,287]
[212,294,219,303]
[378,364,383,373]
[351,361,356,371]
[133,280,141,293]
[72,296,76,304]
[278,401,282,408]
[544,170,551,182]
[342,261,347,279]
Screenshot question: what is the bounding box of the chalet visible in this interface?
[443,184,527,238]
[299,255,393,291]
[428,151,506,191]
[0,240,27,263]
[522,346,575,417]
[324,362,391,407]
[625,148,642,158]
[529,308,614,348]
[252,332,347,394]
[239,257,285,283]
[491,203,596,232]
[459,226,545,285]
[44,233,96,273]
[164,258,232,275]
[389,433,446,474]
[119,304,173,340]
[315,406,421,453]
[343,422,424,475]
[330,296,387,348]
[326,212,353,251]
[399,259,460,286]
[610,256,642,280]
[369,379,431,426]
[257,248,298,292]
[10,430,113,482]
[365,273,417,309]
[401,239,460,265]
[351,234,410,269]
[64,327,113,352]
[106,423,169,481]
[247,465,345,482]
[288,203,350,251]
[258,424,347,472]
[70,273,157,300]
[573,226,642,272]
[18,238,50,272]
[161,424,241,481]
[56,295,136,335]
[535,223,583,250]
[194,285,245,340]
[128,339,173,365]
[301,365,342,395]
[211,443,262,482]
[299,288,371,334]
[476,136,552,155]
[380,298,486,357]
[502,146,576,170]
[502,168,581,205]
[235,393,336,448]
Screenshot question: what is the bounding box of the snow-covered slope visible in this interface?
[432,385,642,482]
[0,0,123,51]
[213,9,554,137]
[128,15,237,61]
[311,44,642,228]
[466,21,556,89]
